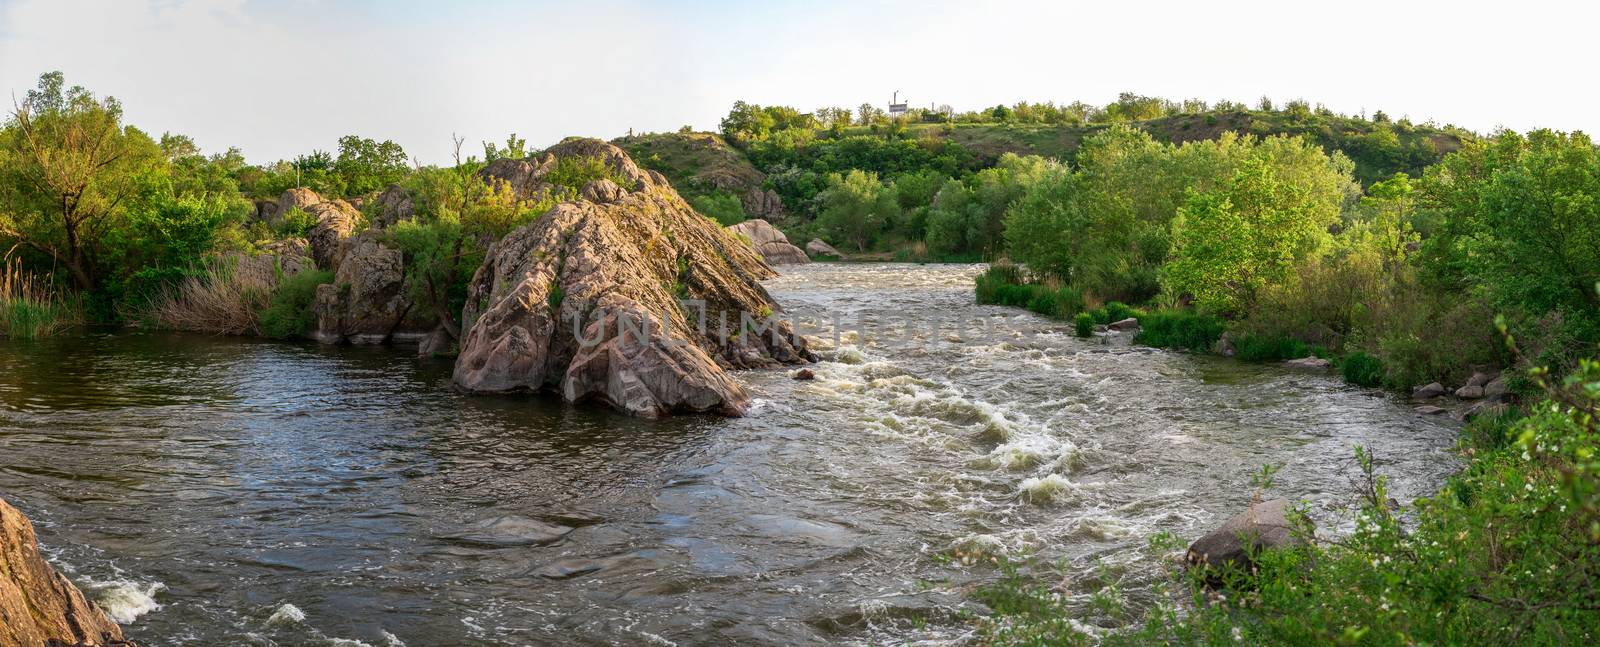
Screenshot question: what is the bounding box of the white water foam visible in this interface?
[85,578,165,624]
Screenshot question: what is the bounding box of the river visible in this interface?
[0,263,1460,645]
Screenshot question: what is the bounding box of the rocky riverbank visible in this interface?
[0,497,127,647]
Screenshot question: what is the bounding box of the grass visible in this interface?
[1132,309,1226,352]
[258,269,333,339]
[0,257,81,339]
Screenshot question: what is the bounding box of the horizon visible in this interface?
[3,0,1599,164]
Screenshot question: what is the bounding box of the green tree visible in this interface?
[0,72,162,290]
[816,170,898,251]
[334,135,409,196]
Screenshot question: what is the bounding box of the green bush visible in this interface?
[1133,310,1225,352]
[1103,301,1135,323]
[1074,312,1094,338]
[257,269,331,339]
[1340,351,1385,387]
[273,206,319,238]
[1233,334,1327,362]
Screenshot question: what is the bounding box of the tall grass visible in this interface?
[0,257,81,339]
[138,256,278,335]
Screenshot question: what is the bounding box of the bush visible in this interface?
[138,256,276,334]
[1,258,81,339]
[1340,351,1385,386]
[258,269,332,339]
[1133,310,1225,352]
[273,206,319,238]
[690,191,747,226]
[1103,301,1135,323]
[1074,312,1095,338]
[1233,333,1326,362]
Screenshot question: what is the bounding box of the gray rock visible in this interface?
[1455,385,1485,400]
[1415,405,1448,415]
[418,326,455,357]
[1107,317,1140,332]
[1412,382,1446,399]
[806,239,845,259]
[1186,498,1303,574]
[1,496,126,645]
[1466,371,1495,388]
[580,178,626,204]
[1284,356,1331,369]
[1483,376,1508,399]
[1213,332,1237,357]
[312,232,430,345]
[727,219,808,265]
[370,184,415,228]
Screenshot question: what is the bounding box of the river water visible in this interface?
[0,263,1460,646]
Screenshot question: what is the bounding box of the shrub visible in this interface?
[690,191,747,226]
[1074,312,1094,338]
[1340,351,1385,386]
[258,269,333,339]
[139,256,276,334]
[1233,334,1326,362]
[1133,309,1226,352]
[1103,301,1135,323]
[273,207,319,238]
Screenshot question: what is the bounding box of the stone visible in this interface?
[1461,400,1509,421]
[1213,332,1237,357]
[1,497,126,647]
[1107,317,1140,332]
[1412,382,1446,399]
[741,188,785,221]
[1415,405,1448,415]
[452,139,814,418]
[580,178,626,204]
[369,184,415,228]
[1186,498,1303,574]
[793,368,815,380]
[727,219,808,266]
[1455,385,1485,400]
[291,189,361,270]
[1466,371,1495,388]
[806,239,845,259]
[1483,376,1509,400]
[312,231,430,345]
[418,326,455,358]
[1284,356,1331,369]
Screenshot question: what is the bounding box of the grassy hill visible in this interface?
[612,131,764,200]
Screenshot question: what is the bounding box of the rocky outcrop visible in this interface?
[273,188,363,270]
[1,497,126,647]
[1187,498,1304,575]
[369,184,415,229]
[452,139,814,418]
[312,231,429,345]
[726,220,808,266]
[741,188,785,221]
[806,239,845,260]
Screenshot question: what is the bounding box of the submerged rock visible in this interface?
[1186,498,1303,575]
[793,368,815,380]
[1415,405,1448,415]
[1,497,127,647]
[453,139,814,418]
[1284,356,1330,370]
[806,239,845,260]
[1412,382,1446,399]
[727,219,808,266]
[1107,317,1140,332]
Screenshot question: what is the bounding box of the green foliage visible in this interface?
[544,155,633,195]
[974,264,1084,319]
[1132,310,1226,352]
[815,169,899,252]
[690,191,747,226]
[257,269,331,339]
[1073,312,1094,338]
[272,207,319,238]
[1340,351,1386,386]
[1233,333,1327,362]
[1103,301,1135,323]
[333,135,409,196]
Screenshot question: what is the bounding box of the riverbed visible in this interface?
[0,263,1460,645]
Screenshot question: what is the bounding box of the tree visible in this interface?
[0,72,161,290]
[334,134,409,195]
[816,170,898,251]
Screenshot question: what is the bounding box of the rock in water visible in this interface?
[1284,356,1331,369]
[1107,317,1140,332]
[312,231,431,345]
[0,497,126,646]
[1186,498,1303,574]
[1412,382,1446,399]
[453,139,814,418]
[726,219,809,266]
[806,239,845,260]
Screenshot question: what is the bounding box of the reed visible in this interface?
[137,256,276,335]
[0,257,82,339]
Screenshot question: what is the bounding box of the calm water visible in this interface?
[0,263,1460,646]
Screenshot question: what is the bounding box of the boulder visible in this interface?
[806,239,845,260]
[1,497,126,647]
[1213,332,1237,357]
[1461,400,1509,421]
[1284,356,1331,369]
[369,184,415,229]
[793,368,815,380]
[452,139,814,418]
[1412,382,1446,399]
[1415,405,1448,415]
[312,231,430,345]
[418,325,456,358]
[251,199,280,224]
[727,219,809,266]
[1466,371,1495,388]
[1483,376,1509,400]
[1186,498,1303,574]
[741,188,785,221]
[1455,385,1485,400]
[276,189,363,270]
[581,178,626,204]
[1107,317,1140,332]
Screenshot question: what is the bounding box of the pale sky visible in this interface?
[2,0,1594,165]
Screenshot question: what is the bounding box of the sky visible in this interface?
[1,0,1595,165]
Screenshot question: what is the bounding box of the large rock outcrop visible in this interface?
[726,219,808,266]
[311,231,430,345]
[453,139,814,418]
[1,497,127,647]
[369,184,415,229]
[272,188,362,270]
